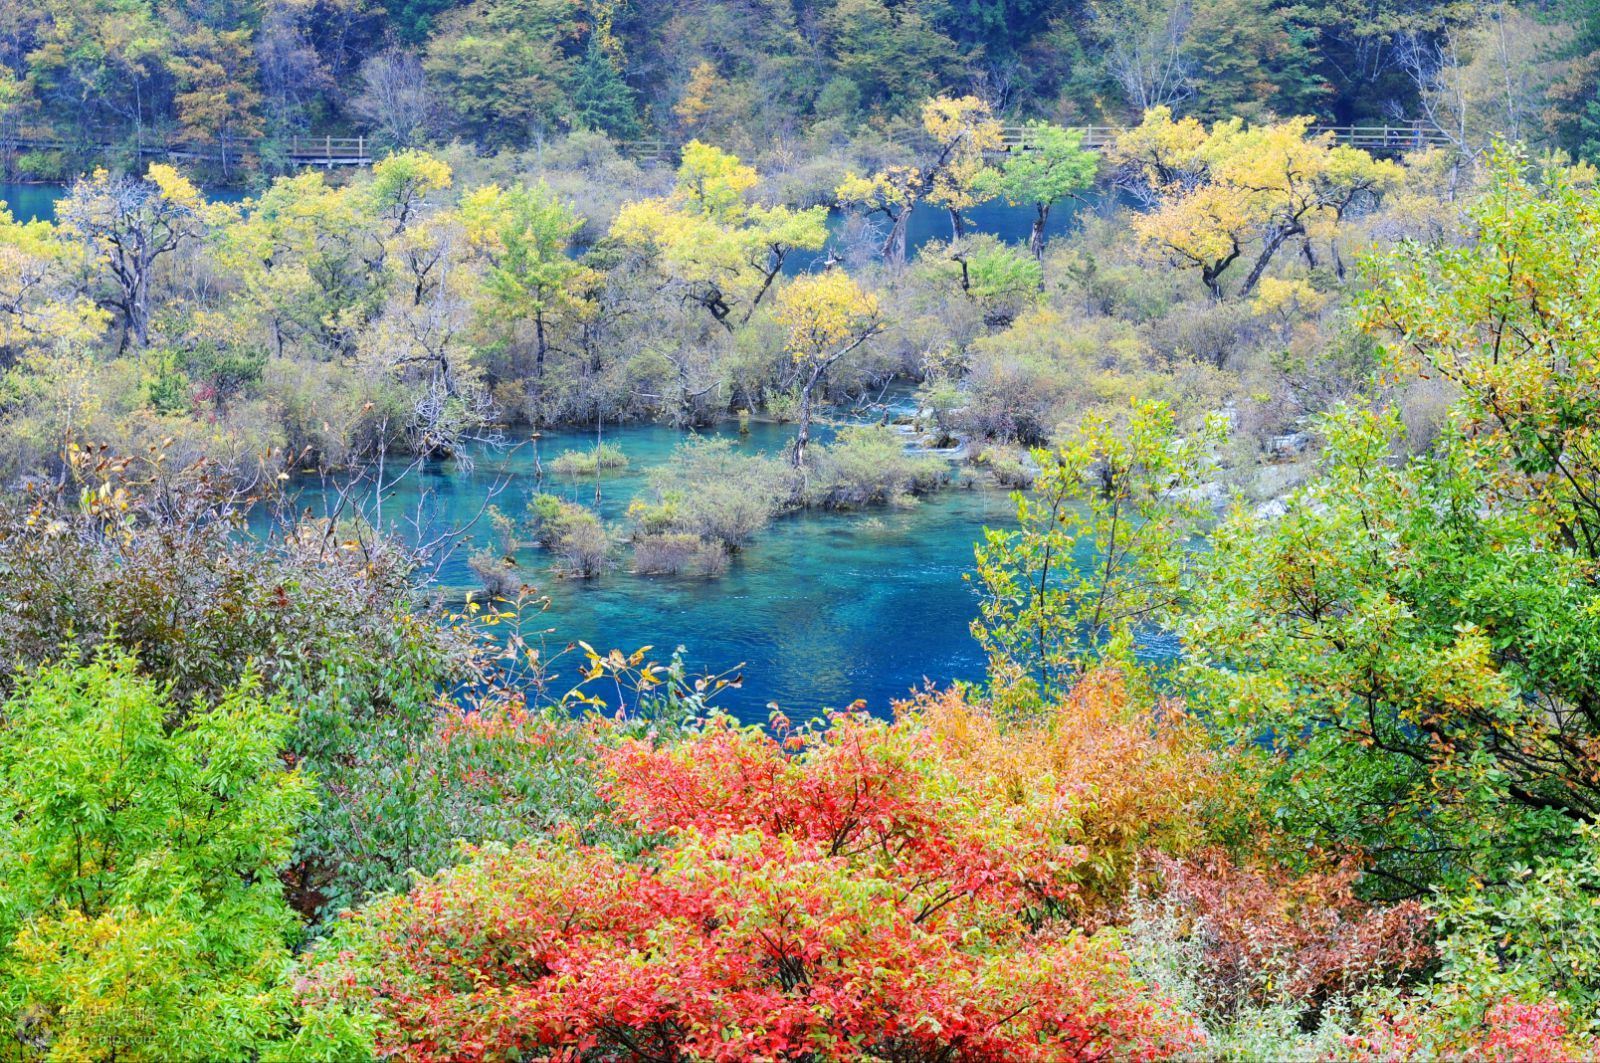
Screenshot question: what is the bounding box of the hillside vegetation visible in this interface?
[3,2,1600,1060]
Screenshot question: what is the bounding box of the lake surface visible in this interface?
[1,180,1105,262]
[271,419,1013,724]
[0,183,62,224]
[0,181,249,223]
[5,175,1124,721]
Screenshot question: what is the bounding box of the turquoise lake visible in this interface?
[2,178,1125,722]
[270,419,1014,724]
[0,181,1104,262]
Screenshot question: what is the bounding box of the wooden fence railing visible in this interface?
[6,131,373,167]
[4,121,1451,173]
[903,122,1451,157]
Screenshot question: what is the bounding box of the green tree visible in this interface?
[571,34,640,140]
[1184,0,1330,120]
[462,180,591,383]
[1187,153,1600,895]
[382,0,460,42]
[423,0,582,149]
[0,648,314,1059]
[929,235,1043,326]
[975,121,1099,262]
[822,0,959,115]
[971,399,1222,698]
[1581,89,1600,166]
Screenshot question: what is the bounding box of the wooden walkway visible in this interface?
[8,122,1449,172]
[633,122,1448,164]
[9,133,376,168]
[1005,122,1451,154]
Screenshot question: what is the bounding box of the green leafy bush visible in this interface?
[526,492,613,577]
[549,440,628,477]
[0,648,313,1059]
[802,425,947,508]
[627,438,793,550]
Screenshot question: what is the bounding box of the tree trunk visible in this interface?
[949,207,965,240]
[1239,221,1304,298]
[1029,202,1050,261]
[880,208,912,268]
[129,275,150,348]
[534,309,548,378]
[791,368,822,469]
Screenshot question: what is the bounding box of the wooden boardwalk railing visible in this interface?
[7,131,373,168]
[967,122,1448,156]
[628,122,1450,165]
[5,121,1448,173]
[283,135,371,165]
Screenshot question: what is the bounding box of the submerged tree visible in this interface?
[921,95,1006,239]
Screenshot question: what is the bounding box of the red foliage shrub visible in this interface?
[1151,848,1433,1011]
[600,710,1086,922]
[295,833,1206,1061]
[293,701,1213,1060]
[1342,996,1586,1061]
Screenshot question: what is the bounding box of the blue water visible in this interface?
[6,174,1116,720]
[0,181,1101,262]
[268,420,1013,724]
[0,181,248,222]
[0,183,65,223]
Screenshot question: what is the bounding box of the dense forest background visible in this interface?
[3,0,1600,179]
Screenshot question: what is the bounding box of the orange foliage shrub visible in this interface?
[895,668,1231,914]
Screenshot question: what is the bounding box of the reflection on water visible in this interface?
[272,420,1012,724]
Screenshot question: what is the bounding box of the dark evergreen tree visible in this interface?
[383,0,462,43]
[1580,91,1600,166]
[571,35,641,140]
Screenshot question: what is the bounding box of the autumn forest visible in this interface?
[3,0,1600,1060]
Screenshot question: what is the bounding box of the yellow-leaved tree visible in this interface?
[774,270,885,468]
[0,207,109,358]
[610,142,828,331]
[1114,108,1403,300]
[56,164,226,351]
[836,94,1004,264]
[921,95,1005,238]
